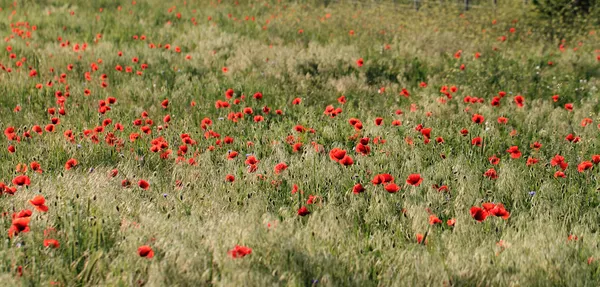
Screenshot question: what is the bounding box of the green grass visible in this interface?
[0,0,599,285]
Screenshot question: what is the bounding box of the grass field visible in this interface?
[0,0,599,286]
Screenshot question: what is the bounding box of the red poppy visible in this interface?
[472,114,485,124]
[8,217,31,237]
[274,162,288,174]
[138,245,154,258]
[471,137,482,146]
[356,143,370,156]
[420,128,431,139]
[514,95,524,107]
[12,175,30,186]
[470,206,488,222]
[429,215,442,225]
[447,218,456,227]
[489,155,500,165]
[416,233,426,245]
[406,174,423,186]
[483,168,498,179]
[372,173,394,185]
[565,134,580,143]
[225,174,235,182]
[506,146,521,159]
[138,180,150,190]
[227,151,239,160]
[339,155,354,166]
[356,58,364,67]
[384,183,400,193]
[329,148,346,162]
[526,157,539,166]
[353,183,365,194]
[490,204,510,219]
[228,245,252,258]
[577,161,593,173]
[65,158,78,170]
[298,206,310,216]
[30,162,42,173]
[29,195,49,212]
[43,239,60,248]
[564,103,573,111]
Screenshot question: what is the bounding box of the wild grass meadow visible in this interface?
[0,0,599,286]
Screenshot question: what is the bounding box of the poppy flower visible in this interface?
[12,175,30,186]
[554,171,566,178]
[298,206,310,216]
[384,183,400,193]
[292,98,302,105]
[30,162,42,173]
[565,134,580,143]
[225,174,235,182]
[447,218,456,227]
[526,157,539,166]
[227,151,239,160]
[356,143,370,156]
[339,155,354,166]
[470,206,489,222]
[577,161,593,173]
[137,245,154,258]
[490,204,510,219]
[353,183,365,194]
[471,137,482,146]
[375,117,383,126]
[483,168,498,179]
[489,155,500,165]
[416,233,426,245]
[43,239,60,248]
[514,95,524,107]
[356,58,364,67]
[29,195,49,212]
[471,114,485,124]
[228,245,252,258]
[429,215,442,225]
[274,162,288,174]
[8,217,31,237]
[506,146,521,159]
[372,174,394,185]
[551,154,566,167]
[565,103,573,111]
[329,148,347,162]
[245,156,259,167]
[138,180,150,190]
[65,158,78,170]
[420,128,431,139]
[406,174,423,186]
